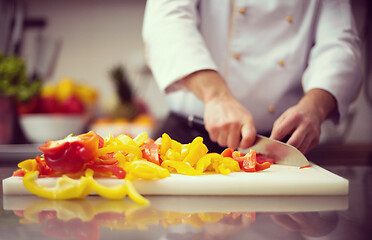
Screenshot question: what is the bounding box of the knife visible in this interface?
[239,135,310,167]
[189,115,310,167]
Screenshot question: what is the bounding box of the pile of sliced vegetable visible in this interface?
[13,131,273,205]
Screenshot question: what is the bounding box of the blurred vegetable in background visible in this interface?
[110,65,140,120]
[90,65,154,138]
[37,77,98,114]
[0,53,42,103]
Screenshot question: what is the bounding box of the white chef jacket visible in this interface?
[142,0,362,133]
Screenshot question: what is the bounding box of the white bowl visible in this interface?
[90,122,154,139]
[20,114,88,143]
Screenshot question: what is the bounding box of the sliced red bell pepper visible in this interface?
[221,148,234,158]
[141,142,161,165]
[39,131,102,173]
[242,150,256,172]
[13,169,26,177]
[35,156,56,176]
[232,151,244,169]
[255,161,271,171]
[96,152,118,165]
[86,164,126,179]
[256,153,275,165]
[232,150,271,172]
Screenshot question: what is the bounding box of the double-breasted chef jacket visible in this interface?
[142,0,362,134]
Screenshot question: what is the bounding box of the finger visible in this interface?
[206,123,219,142]
[227,122,241,150]
[271,113,300,141]
[239,122,256,149]
[286,127,307,151]
[217,129,228,147]
[306,137,319,153]
[299,133,320,154]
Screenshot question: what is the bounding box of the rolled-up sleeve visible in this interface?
[302,0,362,123]
[142,0,217,93]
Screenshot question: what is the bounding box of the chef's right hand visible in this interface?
[182,70,256,150]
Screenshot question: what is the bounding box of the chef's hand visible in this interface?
[270,89,336,154]
[182,70,256,150]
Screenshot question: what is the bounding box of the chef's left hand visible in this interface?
[270,89,336,154]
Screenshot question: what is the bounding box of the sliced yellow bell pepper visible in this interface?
[165,149,182,161]
[116,134,137,146]
[196,153,223,175]
[127,160,170,180]
[125,177,150,205]
[85,169,127,200]
[103,133,115,147]
[133,132,148,146]
[183,137,208,167]
[161,160,197,176]
[171,139,182,154]
[160,133,172,156]
[214,157,240,175]
[181,143,190,160]
[98,143,142,159]
[221,157,241,172]
[23,171,91,200]
[18,159,38,172]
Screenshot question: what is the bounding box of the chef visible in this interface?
[142,0,362,154]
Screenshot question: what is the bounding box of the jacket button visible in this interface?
[286,16,293,23]
[238,7,246,14]
[233,53,241,60]
[268,105,276,113]
[278,60,285,67]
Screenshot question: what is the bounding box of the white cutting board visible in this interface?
[3,195,348,213]
[2,163,348,196]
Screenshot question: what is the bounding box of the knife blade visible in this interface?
[239,135,310,167]
[189,115,310,167]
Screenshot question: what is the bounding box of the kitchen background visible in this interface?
[0,0,371,145]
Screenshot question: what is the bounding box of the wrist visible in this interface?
[301,88,336,122]
[181,70,233,103]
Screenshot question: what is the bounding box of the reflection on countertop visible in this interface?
[0,195,349,240]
